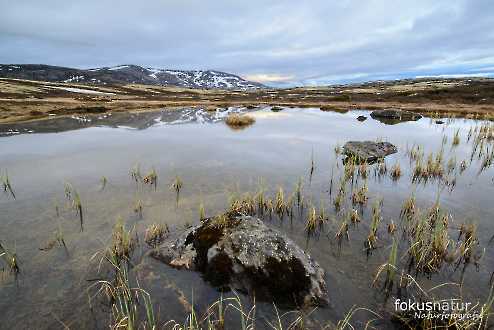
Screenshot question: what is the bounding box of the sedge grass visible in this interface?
[305,205,318,236]
[143,168,158,190]
[64,182,84,231]
[373,239,398,292]
[1,170,16,199]
[452,129,461,146]
[275,187,285,219]
[100,176,108,191]
[144,223,169,248]
[199,202,206,221]
[0,241,19,274]
[170,175,183,206]
[351,182,368,206]
[390,162,402,181]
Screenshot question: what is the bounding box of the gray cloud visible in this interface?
[1,0,493,85]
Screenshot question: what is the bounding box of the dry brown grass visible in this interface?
[225,114,256,128]
[2,77,494,124]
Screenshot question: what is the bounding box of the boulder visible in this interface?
[357,115,367,122]
[370,109,422,124]
[343,141,397,162]
[150,215,328,307]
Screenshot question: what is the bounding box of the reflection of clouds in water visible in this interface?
[250,112,291,119]
[200,159,225,168]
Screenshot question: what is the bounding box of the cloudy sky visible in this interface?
[1,0,493,86]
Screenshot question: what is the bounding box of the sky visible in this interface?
[1,0,493,86]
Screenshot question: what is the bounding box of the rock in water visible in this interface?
[370,109,422,124]
[357,115,367,122]
[343,141,397,162]
[150,215,328,307]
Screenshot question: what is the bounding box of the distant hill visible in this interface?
[0,64,265,89]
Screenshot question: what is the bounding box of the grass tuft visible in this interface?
[225,114,255,128]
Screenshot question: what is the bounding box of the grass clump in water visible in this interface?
[390,162,402,181]
[373,238,398,292]
[400,194,416,223]
[305,205,318,235]
[109,218,137,267]
[376,159,387,178]
[130,163,142,183]
[225,114,255,129]
[366,199,383,250]
[295,177,303,208]
[170,176,183,206]
[40,220,67,251]
[133,198,143,219]
[64,182,84,231]
[1,170,16,199]
[199,202,206,221]
[144,223,169,248]
[100,176,108,191]
[351,182,368,206]
[452,129,461,146]
[275,187,285,218]
[0,241,19,274]
[349,209,361,224]
[335,219,350,242]
[143,168,158,190]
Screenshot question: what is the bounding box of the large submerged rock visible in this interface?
[151,215,328,307]
[343,141,397,162]
[370,109,422,124]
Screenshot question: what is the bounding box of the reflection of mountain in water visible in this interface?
[0,107,254,137]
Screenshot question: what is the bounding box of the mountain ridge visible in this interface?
[0,64,265,89]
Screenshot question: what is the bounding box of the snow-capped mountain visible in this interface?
[0,64,264,89]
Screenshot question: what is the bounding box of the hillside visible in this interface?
[0,64,264,90]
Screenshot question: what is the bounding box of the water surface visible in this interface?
[1,107,493,329]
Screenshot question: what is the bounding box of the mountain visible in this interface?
[0,64,265,89]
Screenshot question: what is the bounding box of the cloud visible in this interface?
[243,73,295,83]
[0,0,493,86]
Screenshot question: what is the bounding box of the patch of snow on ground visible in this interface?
[108,65,130,71]
[63,76,85,83]
[49,86,115,95]
[147,68,163,79]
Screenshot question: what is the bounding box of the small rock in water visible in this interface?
[343,141,397,162]
[357,115,367,122]
[435,120,444,124]
[271,106,283,112]
[150,215,328,307]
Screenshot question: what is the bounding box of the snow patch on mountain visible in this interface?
[108,65,130,71]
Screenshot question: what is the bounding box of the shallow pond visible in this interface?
[0,107,493,329]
